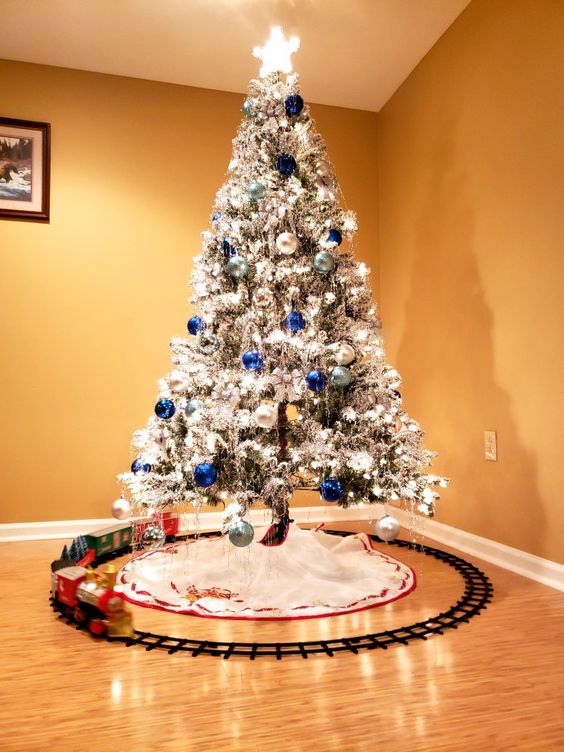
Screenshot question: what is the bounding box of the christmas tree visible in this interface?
[117,28,447,547]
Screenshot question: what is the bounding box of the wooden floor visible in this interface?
[1,522,563,751]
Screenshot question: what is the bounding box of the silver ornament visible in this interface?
[141,524,166,549]
[254,403,278,428]
[315,159,332,178]
[111,498,131,521]
[334,343,355,365]
[242,98,257,118]
[330,366,352,388]
[185,399,205,417]
[228,520,255,547]
[313,251,335,273]
[227,256,249,279]
[168,369,189,392]
[375,515,400,542]
[198,332,220,355]
[314,175,335,201]
[255,287,274,307]
[275,232,299,255]
[247,181,266,201]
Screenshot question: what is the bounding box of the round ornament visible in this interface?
[254,403,277,429]
[198,332,220,355]
[229,520,255,547]
[193,462,218,488]
[314,175,334,201]
[255,287,274,307]
[313,251,335,273]
[185,399,205,417]
[227,256,249,280]
[111,498,131,521]
[131,458,151,474]
[276,154,297,176]
[155,399,176,420]
[306,369,327,392]
[283,311,306,333]
[222,238,237,257]
[330,366,352,389]
[320,477,344,502]
[285,93,304,117]
[212,211,222,221]
[334,343,355,366]
[187,315,206,335]
[327,228,343,246]
[141,524,166,550]
[241,350,264,371]
[315,159,331,178]
[242,98,257,117]
[168,370,189,392]
[247,181,266,201]
[275,232,299,255]
[375,514,400,542]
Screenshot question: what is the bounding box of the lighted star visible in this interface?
[253,26,300,77]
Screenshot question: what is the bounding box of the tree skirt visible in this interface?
[117,525,416,620]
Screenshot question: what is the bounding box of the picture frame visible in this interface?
[0,117,50,221]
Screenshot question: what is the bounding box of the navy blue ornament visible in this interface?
[283,311,306,333]
[276,154,297,176]
[154,399,176,420]
[229,520,255,547]
[327,229,342,246]
[212,211,222,221]
[306,369,328,392]
[242,350,264,371]
[193,462,218,488]
[285,93,304,117]
[131,459,151,474]
[320,477,344,502]
[222,238,237,257]
[187,316,206,335]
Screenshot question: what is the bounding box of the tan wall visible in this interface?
[377,0,564,563]
[0,60,378,523]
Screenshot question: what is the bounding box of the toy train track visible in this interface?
[50,531,493,659]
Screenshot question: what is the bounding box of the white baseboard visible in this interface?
[2,505,562,592]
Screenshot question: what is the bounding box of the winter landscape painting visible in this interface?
[0,118,50,221]
[0,135,32,201]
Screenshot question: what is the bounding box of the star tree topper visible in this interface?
[253,26,300,77]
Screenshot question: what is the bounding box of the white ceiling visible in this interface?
[0,0,471,112]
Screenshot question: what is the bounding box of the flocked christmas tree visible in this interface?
[115,28,447,549]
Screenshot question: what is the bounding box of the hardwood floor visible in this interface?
[1,522,562,751]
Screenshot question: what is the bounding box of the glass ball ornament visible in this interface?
[168,369,189,392]
[242,98,257,117]
[330,366,352,389]
[198,332,220,355]
[254,403,277,429]
[285,93,304,117]
[276,153,297,176]
[334,343,355,366]
[375,514,401,542]
[315,159,332,178]
[241,350,264,371]
[187,315,206,335]
[275,232,299,255]
[306,369,327,392]
[283,310,306,333]
[141,524,166,550]
[111,498,131,520]
[193,462,218,488]
[327,228,343,246]
[247,181,266,201]
[254,287,274,307]
[313,251,335,274]
[314,175,335,201]
[222,238,237,257]
[226,256,249,280]
[154,399,176,420]
[131,458,151,474]
[212,211,222,221]
[185,399,205,417]
[320,477,344,502]
[229,520,255,548]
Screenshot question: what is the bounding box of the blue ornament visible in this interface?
[193,462,218,488]
[320,477,344,502]
[285,93,304,117]
[276,154,297,176]
[330,366,352,388]
[306,369,328,392]
[222,238,237,257]
[131,459,151,474]
[212,211,222,221]
[229,520,255,547]
[155,399,176,420]
[185,399,205,417]
[242,350,264,371]
[187,316,206,335]
[242,98,257,117]
[227,256,249,279]
[313,251,335,273]
[327,228,343,246]
[283,311,306,333]
[247,181,266,201]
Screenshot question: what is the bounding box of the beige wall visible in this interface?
[0,61,378,524]
[377,0,564,563]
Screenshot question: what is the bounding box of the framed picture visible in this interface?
[0,117,50,221]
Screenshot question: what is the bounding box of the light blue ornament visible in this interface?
[313,251,335,273]
[229,520,255,547]
[330,366,352,388]
[246,181,266,201]
[185,399,205,417]
[226,256,249,279]
[242,98,257,117]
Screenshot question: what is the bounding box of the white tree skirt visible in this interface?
[117,525,416,620]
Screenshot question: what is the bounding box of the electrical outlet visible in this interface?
[484,431,497,461]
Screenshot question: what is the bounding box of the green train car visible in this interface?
[85,523,133,557]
